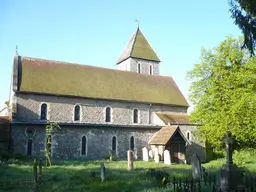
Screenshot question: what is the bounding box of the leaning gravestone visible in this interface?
[142,147,149,161]
[191,153,202,180]
[154,148,160,163]
[127,150,134,171]
[164,150,171,165]
[100,163,105,182]
[149,150,154,159]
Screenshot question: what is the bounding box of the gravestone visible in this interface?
[164,150,171,165]
[100,163,105,182]
[149,150,154,159]
[154,148,159,163]
[191,153,202,180]
[142,147,149,161]
[127,150,134,171]
[220,131,241,192]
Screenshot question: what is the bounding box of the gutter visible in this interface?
[11,121,162,129]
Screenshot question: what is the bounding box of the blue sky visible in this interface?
[0,0,241,110]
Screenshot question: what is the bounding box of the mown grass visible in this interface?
[0,149,256,192]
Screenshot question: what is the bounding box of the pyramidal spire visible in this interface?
[116,27,160,64]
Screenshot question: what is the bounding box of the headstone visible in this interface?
[142,147,149,161]
[149,150,154,159]
[164,150,171,165]
[191,153,202,180]
[127,150,134,171]
[100,163,105,182]
[154,148,159,163]
[220,131,242,192]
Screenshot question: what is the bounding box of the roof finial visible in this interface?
[135,19,140,28]
[15,45,18,56]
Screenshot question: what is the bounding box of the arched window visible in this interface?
[27,139,32,155]
[138,63,141,73]
[149,65,152,75]
[187,132,190,140]
[133,109,138,123]
[74,105,80,121]
[130,136,134,151]
[81,136,87,155]
[40,103,47,120]
[112,136,116,152]
[105,107,111,122]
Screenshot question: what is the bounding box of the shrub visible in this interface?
[233,149,255,166]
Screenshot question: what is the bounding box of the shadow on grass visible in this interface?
[1,157,256,192]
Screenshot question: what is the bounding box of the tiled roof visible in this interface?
[116,27,160,64]
[156,113,191,124]
[148,125,179,145]
[13,56,189,107]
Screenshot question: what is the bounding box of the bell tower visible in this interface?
[116,27,160,75]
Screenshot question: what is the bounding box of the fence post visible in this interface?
[33,159,38,192]
[39,158,42,181]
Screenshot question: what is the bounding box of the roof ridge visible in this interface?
[130,27,140,58]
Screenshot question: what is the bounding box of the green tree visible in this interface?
[44,121,61,167]
[229,0,256,55]
[187,36,256,149]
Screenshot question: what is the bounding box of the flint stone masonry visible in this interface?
[179,125,206,163]
[14,93,187,124]
[12,124,158,159]
[117,58,160,76]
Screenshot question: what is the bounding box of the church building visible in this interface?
[8,27,206,163]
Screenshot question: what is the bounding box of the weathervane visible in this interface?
[15,45,18,56]
[135,19,140,27]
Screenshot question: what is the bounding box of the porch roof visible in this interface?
[148,125,188,145]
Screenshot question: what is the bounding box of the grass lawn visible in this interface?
[0,151,256,192]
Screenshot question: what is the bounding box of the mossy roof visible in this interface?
[116,27,160,64]
[16,56,189,106]
[148,126,188,145]
[148,126,178,145]
[156,113,191,124]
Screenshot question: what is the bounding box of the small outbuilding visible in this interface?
[149,125,190,164]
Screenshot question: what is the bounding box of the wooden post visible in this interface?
[127,150,134,171]
[33,159,38,192]
[38,158,42,181]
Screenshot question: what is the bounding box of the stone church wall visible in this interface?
[129,58,160,75]
[14,93,187,125]
[179,125,206,163]
[11,124,158,159]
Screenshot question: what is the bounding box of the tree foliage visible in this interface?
[229,0,256,55]
[44,121,61,167]
[187,36,256,149]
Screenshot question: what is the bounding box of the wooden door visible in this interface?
[170,143,179,163]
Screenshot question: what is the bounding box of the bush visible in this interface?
[233,149,256,166]
[0,151,12,161]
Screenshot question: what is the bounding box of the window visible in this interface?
[130,136,134,151]
[81,136,87,155]
[187,132,190,140]
[137,63,141,73]
[46,135,52,156]
[40,103,47,120]
[112,136,116,152]
[26,128,35,137]
[74,105,80,121]
[133,109,139,123]
[105,107,111,122]
[27,139,32,155]
[149,65,152,75]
